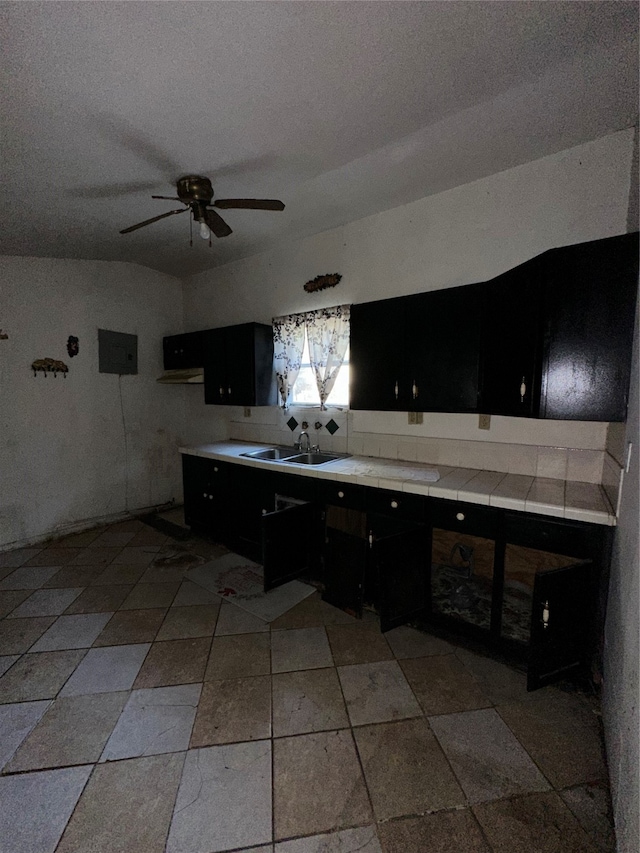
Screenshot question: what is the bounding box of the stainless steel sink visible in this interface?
[284,452,345,465]
[240,447,296,461]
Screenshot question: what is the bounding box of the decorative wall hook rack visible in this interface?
[31,358,69,377]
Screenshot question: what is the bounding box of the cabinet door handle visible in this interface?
[456,512,465,521]
[390,500,398,509]
[520,376,526,402]
[368,531,373,548]
[542,600,550,629]
[208,495,214,500]
[213,466,218,473]
[337,490,345,499]
[394,380,399,400]
[412,380,418,400]
[219,386,224,398]
[202,492,208,498]
[228,386,232,397]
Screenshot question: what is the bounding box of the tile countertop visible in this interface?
[179,441,616,527]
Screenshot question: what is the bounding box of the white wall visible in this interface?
[0,256,186,548]
[182,129,634,455]
[603,295,639,853]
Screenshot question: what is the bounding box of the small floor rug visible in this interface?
[185,552,316,623]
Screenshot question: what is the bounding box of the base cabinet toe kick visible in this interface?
[181,451,613,691]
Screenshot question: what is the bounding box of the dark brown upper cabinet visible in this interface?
[350,285,482,413]
[350,297,409,411]
[409,284,483,413]
[540,232,638,422]
[163,330,208,370]
[203,322,276,407]
[479,254,545,418]
[351,232,638,422]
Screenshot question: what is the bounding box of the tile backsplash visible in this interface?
[224,406,613,486]
[187,401,625,516]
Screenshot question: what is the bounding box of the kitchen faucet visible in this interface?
[296,430,311,452]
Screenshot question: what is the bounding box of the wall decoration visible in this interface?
[303,273,342,294]
[0,330,8,340]
[31,358,69,377]
[66,336,79,358]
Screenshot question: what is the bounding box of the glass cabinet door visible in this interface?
[430,528,495,631]
[502,543,582,646]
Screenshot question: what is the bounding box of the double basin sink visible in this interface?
[240,447,350,466]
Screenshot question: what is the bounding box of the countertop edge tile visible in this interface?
[179,443,616,526]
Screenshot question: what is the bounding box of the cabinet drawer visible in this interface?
[270,472,317,503]
[366,488,426,522]
[429,500,500,537]
[504,513,603,559]
[317,480,365,511]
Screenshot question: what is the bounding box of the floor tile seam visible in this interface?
[469,786,612,849]
[331,661,378,826]
[159,750,188,853]
[374,802,497,850]
[51,762,95,853]
[2,757,98,778]
[270,635,276,850]
[4,747,195,779]
[272,820,381,849]
[491,703,558,790]
[271,724,352,742]
[410,712,472,810]
[91,615,169,648]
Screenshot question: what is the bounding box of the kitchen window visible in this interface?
[292,333,350,407]
[273,305,350,409]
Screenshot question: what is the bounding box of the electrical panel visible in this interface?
[98,329,138,375]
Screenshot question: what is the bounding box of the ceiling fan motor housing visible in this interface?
[177,175,213,203]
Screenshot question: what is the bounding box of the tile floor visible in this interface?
[0,517,615,852]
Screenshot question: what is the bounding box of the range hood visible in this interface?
[156,367,204,384]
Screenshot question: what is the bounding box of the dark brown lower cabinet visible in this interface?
[371,514,429,633]
[322,507,368,617]
[423,504,609,690]
[263,500,317,591]
[181,454,611,691]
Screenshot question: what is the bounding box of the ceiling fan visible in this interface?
[119,175,285,240]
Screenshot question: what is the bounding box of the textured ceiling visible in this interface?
[1,1,638,278]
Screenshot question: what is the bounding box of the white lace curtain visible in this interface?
[305,304,350,410]
[273,312,306,409]
[272,305,350,409]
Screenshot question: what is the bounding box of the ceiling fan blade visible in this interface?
[214,199,285,211]
[151,195,181,201]
[205,207,233,238]
[119,207,188,234]
[68,181,162,199]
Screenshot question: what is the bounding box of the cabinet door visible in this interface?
[182,455,229,538]
[203,329,229,404]
[204,324,275,406]
[480,256,543,417]
[263,502,316,591]
[427,502,500,635]
[322,506,368,617]
[410,285,482,413]
[527,560,593,690]
[227,465,275,560]
[371,514,430,632]
[163,332,204,370]
[541,232,639,421]
[350,298,408,410]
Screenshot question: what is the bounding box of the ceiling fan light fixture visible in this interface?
[199,221,211,240]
